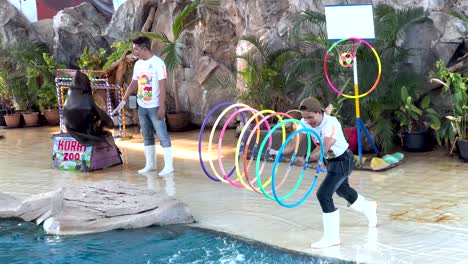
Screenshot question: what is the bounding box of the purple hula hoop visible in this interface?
[198,102,247,182]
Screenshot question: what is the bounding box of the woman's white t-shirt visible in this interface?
[132,56,167,108]
[299,114,349,159]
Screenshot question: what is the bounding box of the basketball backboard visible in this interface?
[325,4,376,41]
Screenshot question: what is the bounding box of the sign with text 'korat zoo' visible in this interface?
[52,136,92,172]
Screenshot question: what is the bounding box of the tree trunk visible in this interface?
[173,69,181,113]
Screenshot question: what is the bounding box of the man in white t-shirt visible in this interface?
[274,97,377,249]
[113,36,173,176]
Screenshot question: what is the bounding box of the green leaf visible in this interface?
[401,86,409,102]
[420,95,430,109]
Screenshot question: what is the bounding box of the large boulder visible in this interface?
[0,181,194,235]
[105,0,158,42]
[53,2,110,67]
[32,19,55,48]
[0,0,40,47]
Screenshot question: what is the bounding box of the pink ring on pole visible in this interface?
[323,37,382,99]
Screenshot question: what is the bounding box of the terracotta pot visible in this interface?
[22,112,40,127]
[166,112,190,132]
[44,108,60,126]
[4,113,21,128]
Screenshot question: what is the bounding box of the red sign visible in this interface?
[36,0,85,20]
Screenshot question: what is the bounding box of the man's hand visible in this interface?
[268,148,279,156]
[157,106,165,120]
[293,156,305,167]
[111,101,126,116]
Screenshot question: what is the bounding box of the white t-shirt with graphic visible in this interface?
[299,114,349,159]
[132,56,167,108]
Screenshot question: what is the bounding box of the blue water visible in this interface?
[0,219,339,264]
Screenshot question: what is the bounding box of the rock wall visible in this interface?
[0,0,466,126]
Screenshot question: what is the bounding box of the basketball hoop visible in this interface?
[334,40,361,68]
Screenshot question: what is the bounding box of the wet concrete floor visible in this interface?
[0,126,467,263]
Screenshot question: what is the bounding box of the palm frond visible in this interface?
[173,0,201,38]
[266,48,297,68]
[160,40,185,72]
[198,0,220,10]
[294,10,326,33]
[239,35,269,60]
[137,32,172,44]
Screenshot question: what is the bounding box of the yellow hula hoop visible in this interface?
[249,112,301,195]
[235,109,284,191]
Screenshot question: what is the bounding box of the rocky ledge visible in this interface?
[0,181,194,235]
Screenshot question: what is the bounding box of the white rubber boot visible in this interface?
[311,209,341,249]
[138,145,156,174]
[349,194,377,228]
[159,147,174,176]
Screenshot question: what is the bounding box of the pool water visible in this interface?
[0,219,343,264]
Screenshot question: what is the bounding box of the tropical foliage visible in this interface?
[0,42,64,112]
[236,35,300,111]
[433,60,468,141]
[395,86,440,133]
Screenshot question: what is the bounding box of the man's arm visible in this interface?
[293,135,336,166]
[111,80,137,115]
[307,136,336,161]
[277,132,305,155]
[123,79,138,102]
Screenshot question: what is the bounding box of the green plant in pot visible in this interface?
[38,53,64,125]
[0,70,19,127]
[432,60,468,161]
[395,86,440,152]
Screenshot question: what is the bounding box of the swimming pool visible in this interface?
[0,219,349,264]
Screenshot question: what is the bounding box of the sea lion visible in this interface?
[63,71,114,147]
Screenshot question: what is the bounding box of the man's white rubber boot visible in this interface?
[138,145,156,174]
[159,147,174,176]
[350,194,377,227]
[311,209,341,249]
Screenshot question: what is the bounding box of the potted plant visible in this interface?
[38,53,64,125]
[37,81,59,125]
[0,70,20,128]
[395,86,441,152]
[446,108,468,161]
[432,60,468,161]
[6,42,55,127]
[139,0,219,131]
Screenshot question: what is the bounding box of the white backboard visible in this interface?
[325,4,375,41]
[7,0,38,22]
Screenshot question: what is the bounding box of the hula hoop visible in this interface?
[234,109,282,191]
[198,102,247,182]
[271,127,325,208]
[218,106,264,188]
[208,103,251,182]
[255,119,313,201]
[323,37,381,99]
[240,112,293,193]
